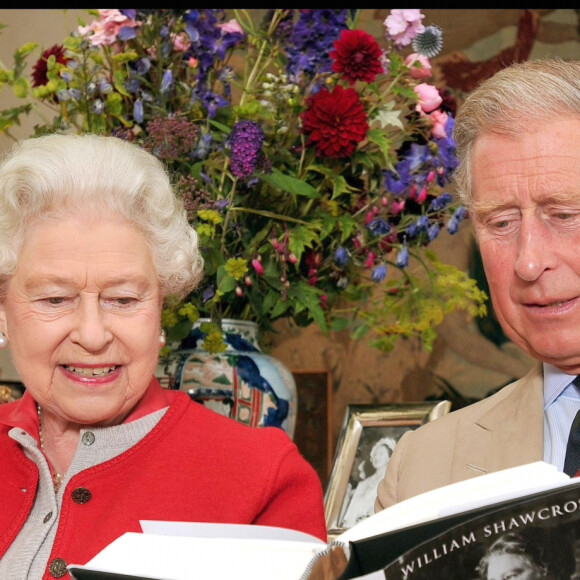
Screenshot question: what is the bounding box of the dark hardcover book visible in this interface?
[337,476,580,579]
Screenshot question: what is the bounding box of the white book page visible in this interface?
[139,520,326,544]
[70,532,325,580]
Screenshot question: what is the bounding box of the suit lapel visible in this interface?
[452,363,544,480]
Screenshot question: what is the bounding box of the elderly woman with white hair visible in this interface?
[341,436,396,529]
[0,133,326,579]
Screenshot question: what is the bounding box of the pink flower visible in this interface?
[429,109,449,139]
[172,32,191,52]
[391,199,405,215]
[78,9,139,47]
[414,83,442,113]
[384,9,425,48]
[364,252,376,268]
[218,19,244,36]
[251,259,264,275]
[404,53,432,79]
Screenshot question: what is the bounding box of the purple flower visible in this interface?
[427,223,440,241]
[229,120,265,179]
[134,58,151,75]
[429,192,453,211]
[416,215,430,230]
[446,216,459,234]
[454,206,467,221]
[396,245,409,268]
[124,77,141,94]
[284,9,349,82]
[133,99,143,123]
[202,286,215,302]
[161,69,173,92]
[119,9,137,20]
[334,247,349,266]
[383,161,412,195]
[368,217,391,236]
[118,25,137,41]
[371,264,387,282]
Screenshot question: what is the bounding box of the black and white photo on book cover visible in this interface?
[377,479,580,580]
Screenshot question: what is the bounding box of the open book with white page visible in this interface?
[67,461,578,580]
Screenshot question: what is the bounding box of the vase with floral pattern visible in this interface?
[164,319,297,438]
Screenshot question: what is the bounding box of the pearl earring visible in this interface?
[159,330,166,347]
[0,332,6,348]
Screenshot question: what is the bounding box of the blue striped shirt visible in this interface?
[543,362,580,471]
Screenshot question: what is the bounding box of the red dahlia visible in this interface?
[329,29,384,85]
[31,44,69,88]
[300,85,368,158]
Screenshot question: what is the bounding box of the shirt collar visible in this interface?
[0,377,170,436]
[543,362,579,408]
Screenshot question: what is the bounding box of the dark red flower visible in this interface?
[31,44,69,88]
[300,85,368,158]
[330,29,384,85]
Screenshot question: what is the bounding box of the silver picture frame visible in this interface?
[324,400,451,539]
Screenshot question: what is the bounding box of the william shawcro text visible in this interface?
[398,532,477,578]
[397,497,580,579]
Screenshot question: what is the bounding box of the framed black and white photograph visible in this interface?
[324,401,451,538]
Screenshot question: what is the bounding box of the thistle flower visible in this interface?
[412,25,443,58]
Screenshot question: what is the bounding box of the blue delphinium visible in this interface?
[371,264,387,282]
[284,9,349,83]
[368,217,391,237]
[334,247,349,266]
[182,9,243,117]
[396,245,409,268]
[429,191,453,212]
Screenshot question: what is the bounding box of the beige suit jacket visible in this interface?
[375,363,544,511]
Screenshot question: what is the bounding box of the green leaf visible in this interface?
[12,76,29,99]
[350,322,370,340]
[338,214,357,243]
[216,265,236,293]
[367,128,392,166]
[288,225,319,262]
[165,318,193,343]
[270,297,291,319]
[329,317,351,331]
[288,282,327,333]
[208,119,232,134]
[259,168,320,199]
[373,102,404,131]
[112,70,131,97]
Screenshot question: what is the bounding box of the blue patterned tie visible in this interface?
[563,376,580,477]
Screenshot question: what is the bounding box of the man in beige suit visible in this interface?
[376,58,580,510]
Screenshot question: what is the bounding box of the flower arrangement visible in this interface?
[0,9,486,353]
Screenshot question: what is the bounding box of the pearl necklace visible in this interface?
[37,405,65,492]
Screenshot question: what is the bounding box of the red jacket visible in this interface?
[0,388,326,578]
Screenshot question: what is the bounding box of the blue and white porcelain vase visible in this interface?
[169,319,297,438]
